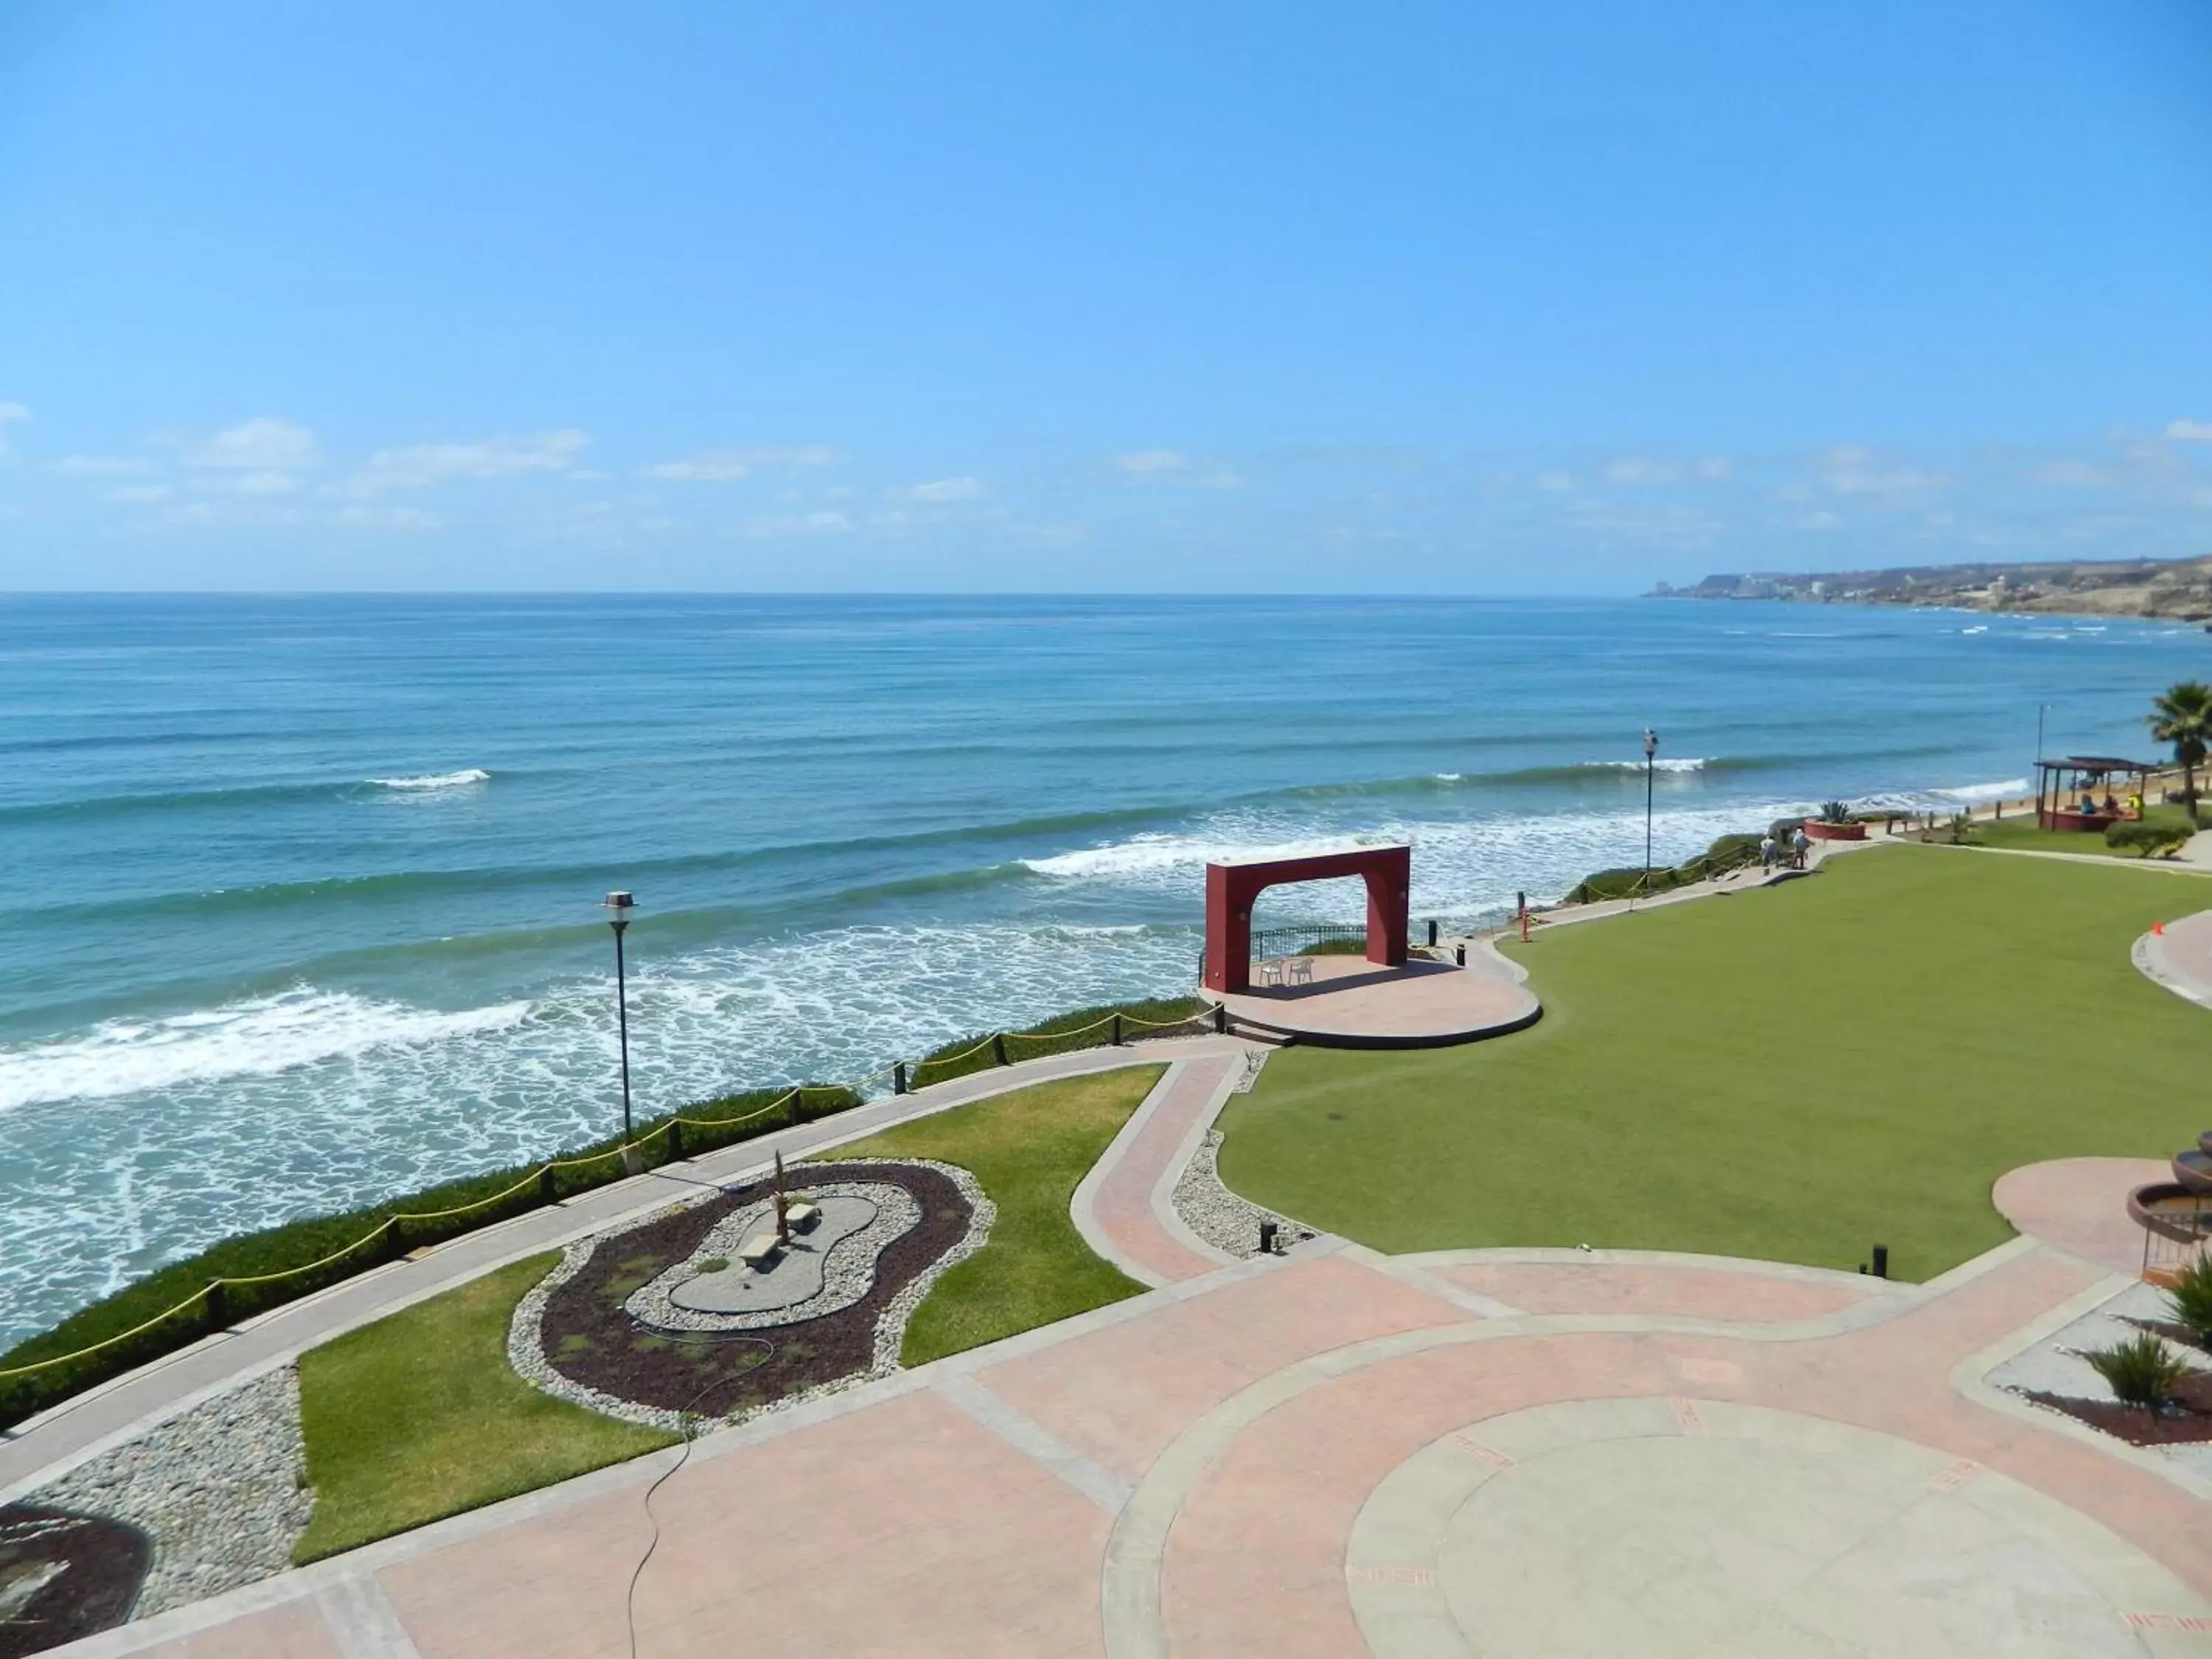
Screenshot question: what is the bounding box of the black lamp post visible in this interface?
[1641,728,1659,900]
[604,890,637,1163]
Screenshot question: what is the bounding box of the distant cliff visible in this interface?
[1652,555,2212,621]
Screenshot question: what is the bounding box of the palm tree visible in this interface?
[2149,681,2212,822]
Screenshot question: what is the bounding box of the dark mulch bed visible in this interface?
[540,1161,972,1417]
[0,1504,150,1659]
[2027,1368,2212,1447]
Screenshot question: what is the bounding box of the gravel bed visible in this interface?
[622,1183,921,1332]
[510,1158,993,1433]
[1985,1279,2212,1481]
[24,1367,313,1620]
[1171,1130,1315,1259]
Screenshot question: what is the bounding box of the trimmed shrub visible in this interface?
[911,995,1209,1090]
[2166,1256,2212,1348]
[2086,1332,2197,1409]
[2105,821,2193,858]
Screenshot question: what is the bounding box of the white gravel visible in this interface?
[26,1366,313,1619]
[623,1183,921,1332]
[509,1158,995,1433]
[1170,1130,1315,1259]
[1985,1279,2212,1483]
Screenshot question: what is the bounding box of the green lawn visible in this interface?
[1218,844,2211,1282]
[827,1065,1161,1364]
[293,1254,672,1562]
[1967,802,2196,859]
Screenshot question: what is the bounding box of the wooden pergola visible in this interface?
[2034,754,2158,832]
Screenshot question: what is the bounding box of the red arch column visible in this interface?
[1203,845,1411,994]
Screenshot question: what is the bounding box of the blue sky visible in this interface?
[2,1,2208,592]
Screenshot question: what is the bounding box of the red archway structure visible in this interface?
[1203,844,1411,994]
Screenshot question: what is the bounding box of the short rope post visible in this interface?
[1426,919,1439,947]
[1871,1243,1889,1279]
[204,1281,227,1331]
[1110,1013,1122,1047]
[665,1119,683,1162]
[894,1061,908,1095]
[383,1217,403,1262]
[1214,1003,1227,1034]
[539,1164,558,1206]
[992,1033,1009,1067]
[1259,1220,1278,1256]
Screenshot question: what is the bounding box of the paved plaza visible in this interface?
[44,1126,2211,1659]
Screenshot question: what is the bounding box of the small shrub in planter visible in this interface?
[2086,1332,2199,1410]
[1818,799,1852,824]
[2105,821,2193,859]
[2167,1256,2212,1348]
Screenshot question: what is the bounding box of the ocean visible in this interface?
[0,591,2201,1346]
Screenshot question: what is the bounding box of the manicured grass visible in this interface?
[1969,802,2195,859]
[1218,845,2212,1283]
[293,1253,672,1562]
[826,1066,1162,1364]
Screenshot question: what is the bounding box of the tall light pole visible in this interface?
[1642,727,1659,902]
[604,890,638,1170]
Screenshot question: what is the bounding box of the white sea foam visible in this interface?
[0,989,532,1113]
[1582,757,1708,773]
[367,768,491,790]
[1938,776,2028,804]
[1021,830,1394,880]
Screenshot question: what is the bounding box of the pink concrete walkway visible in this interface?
[76,1159,2212,1659]
[1071,1055,1242,1286]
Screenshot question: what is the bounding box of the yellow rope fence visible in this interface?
[0,1010,1208,1391]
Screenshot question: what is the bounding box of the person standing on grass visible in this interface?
[1759,832,1778,872]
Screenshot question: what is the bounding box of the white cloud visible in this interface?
[1531,468,1575,491]
[1692,456,1733,480]
[52,454,156,476]
[905,476,988,503]
[2167,419,2212,442]
[1812,445,1945,501]
[641,444,838,481]
[0,402,27,458]
[110,484,171,503]
[1602,458,1679,485]
[235,470,301,496]
[343,429,588,494]
[333,504,444,532]
[737,510,855,538]
[187,417,319,471]
[1114,449,1240,489]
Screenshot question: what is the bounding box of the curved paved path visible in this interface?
[1070,1054,1247,1287]
[47,1158,2212,1659]
[2136,908,2212,1010]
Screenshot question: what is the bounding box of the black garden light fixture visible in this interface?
[604,889,639,1166]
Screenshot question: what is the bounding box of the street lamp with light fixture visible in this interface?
[1641,728,1659,902]
[604,890,639,1172]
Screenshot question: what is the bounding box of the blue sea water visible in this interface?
[0,591,2203,1344]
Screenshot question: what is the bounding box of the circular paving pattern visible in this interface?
[1344,1399,2210,1658]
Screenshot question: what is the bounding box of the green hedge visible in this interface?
[909,995,1211,1091]
[1566,831,1773,905]
[0,1082,860,1431]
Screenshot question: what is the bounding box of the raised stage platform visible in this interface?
[1200,950,1540,1048]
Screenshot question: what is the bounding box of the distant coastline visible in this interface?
[1652,554,2212,622]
